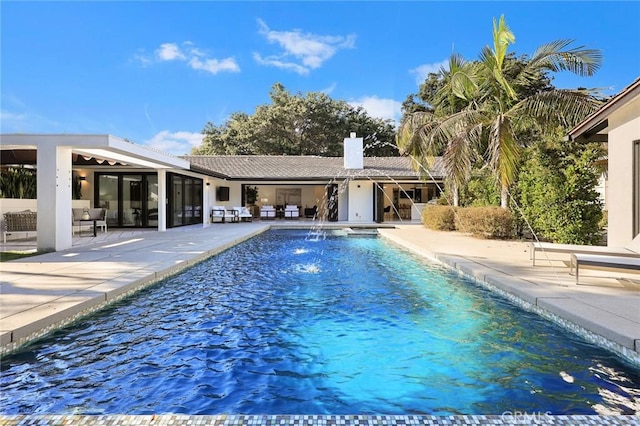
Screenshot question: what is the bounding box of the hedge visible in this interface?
[421,205,515,239]
[421,205,456,231]
[455,206,515,239]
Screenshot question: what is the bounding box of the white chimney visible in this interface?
[343,132,364,169]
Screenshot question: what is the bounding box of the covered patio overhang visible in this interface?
[0,134,191,252]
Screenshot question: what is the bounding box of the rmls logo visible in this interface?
[502,411,554,424]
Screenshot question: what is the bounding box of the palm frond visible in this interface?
[487,115,520,187]
[528,39,602,77]
[513,89,604,129]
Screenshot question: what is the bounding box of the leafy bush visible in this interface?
[515,133,603,244]
[0,166,37,199]
[455,207,515,239]
[459,167,501,207]
[421,205,456,231]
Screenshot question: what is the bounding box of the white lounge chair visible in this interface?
[211,206,226,223]
[284,205,299,219]
[260,205,276,220]
[233,206,253,222]
[530,234,640,265]
[570,253,640,285]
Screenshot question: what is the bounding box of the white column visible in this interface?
[203,180,211,224]
[157,169,167,232]
[37,144,73,251]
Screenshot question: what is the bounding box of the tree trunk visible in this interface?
[452,181,459,207]
[501,184,508,209]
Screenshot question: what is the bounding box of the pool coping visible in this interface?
[1,414,639,425]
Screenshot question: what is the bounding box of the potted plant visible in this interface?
[246,186,258,205]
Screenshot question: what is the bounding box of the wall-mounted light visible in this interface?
[79,176,87,182]
[206,182,210,186]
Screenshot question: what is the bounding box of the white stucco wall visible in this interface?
[607,95,640,246]
[348,180,373,222]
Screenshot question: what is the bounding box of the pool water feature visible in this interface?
[1,229,639,415]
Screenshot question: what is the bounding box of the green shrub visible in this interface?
[421,205,456,231]
[514,134,603,244]
[459,167,501,207]
[0,166,37,199]
[455,207,515,239]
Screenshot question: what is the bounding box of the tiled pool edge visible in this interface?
[378,231,640,368]
[1,414,639,425]
[0,228,269,357]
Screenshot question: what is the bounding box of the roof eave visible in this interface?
[568,78,640,140]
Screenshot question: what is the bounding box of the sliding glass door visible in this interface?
[96,173,158,228]
[167,173,204,227]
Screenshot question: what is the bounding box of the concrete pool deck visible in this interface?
[1,222,640,424]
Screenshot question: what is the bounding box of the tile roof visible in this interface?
[182,155,445,181]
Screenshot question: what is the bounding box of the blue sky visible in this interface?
[2,1,639,156]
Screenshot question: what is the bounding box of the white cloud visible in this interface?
[410,59,449,86]
[189,57,240,74]
[137,42,240,75]
[255,19,356,74]
[0,110,27,122]
[143,130,204,156]
[320,82,337,94]
[253,52,309,75]
[156,43,186,61]
[349,96,402,125]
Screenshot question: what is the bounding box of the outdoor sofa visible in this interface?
[3,210,37,243]
[284,205,300,219]
[260,205,276,220]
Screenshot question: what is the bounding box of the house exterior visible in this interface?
[567,77,640,246]
[0,133,444,252]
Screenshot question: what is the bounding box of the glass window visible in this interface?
[146,175,159,227]
[97,174,119,227]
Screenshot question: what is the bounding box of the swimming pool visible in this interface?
[1,229,639,415]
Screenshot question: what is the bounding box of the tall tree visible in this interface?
[194,83,398,157]
[398,15,604,208]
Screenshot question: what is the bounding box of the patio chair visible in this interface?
[260,205,276,220]
[284,205,299,219]
[96,209,107,232]
[383,205,393,221]
[233,206,253,222]
[225,207,239,223]
[211,206,226,223]
[304,205,317,218]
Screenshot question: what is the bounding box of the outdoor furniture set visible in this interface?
[258,205,301,220]
[72,208,107,236]
[211,206,253,223]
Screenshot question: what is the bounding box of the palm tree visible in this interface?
[399,15,604,208]
[475,15,603,207]
[397,54,479,206]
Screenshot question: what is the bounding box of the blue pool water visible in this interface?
[1,229,639,415]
